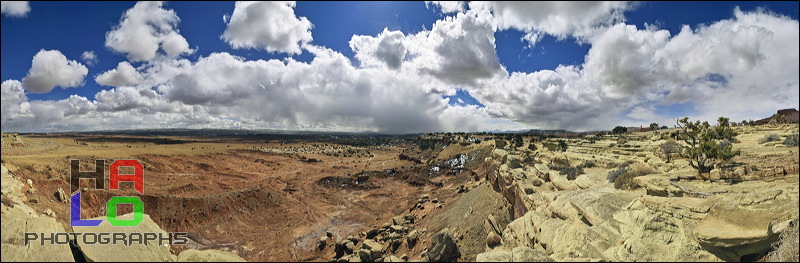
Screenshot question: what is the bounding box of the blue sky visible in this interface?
[1,1,798,133]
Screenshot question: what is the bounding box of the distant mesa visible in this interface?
[755,108,799,125]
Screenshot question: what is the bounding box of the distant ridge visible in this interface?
[755,108,799,124]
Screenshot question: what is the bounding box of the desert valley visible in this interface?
[2,110,798,262]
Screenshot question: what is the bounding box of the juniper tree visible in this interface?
[675,117,740,174]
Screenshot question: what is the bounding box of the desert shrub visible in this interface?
[759,134,782,144]
[578,160,596,168]
[608,163,656,190]
[557,140,568,152]
[562,166,584,180]
[784,134,799,147]
[495,139,506,149]
[650,123,660,134]
[607,163,630,183]
[547,161,584,180]
[660,139,679,163]
[765,218,799,262]
[543,142,557,151]
[551,156,570,167]
[528,143,537,151]
[608,143,616,148]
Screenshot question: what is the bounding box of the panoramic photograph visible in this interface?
[1,1,798,262]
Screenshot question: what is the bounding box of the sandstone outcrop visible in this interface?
[1,164,74,262]
[481,132,799,262]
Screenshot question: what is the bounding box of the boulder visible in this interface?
[486,232,502,248]
[392,216,406,226]
[507,155,522,169]
[56,187,68,203]
[1,214,75,262]
[384,255,404,262]
[406,230,420,247]
[550,173,578,191]
[569,187,639,227]
[42,208,55,218]
[709,169,721,181]
[493,149,509,164]
[357,249,373,262]
[511,246,554,262]
[693,192,796,259]
[319,236,329,250]
[476,249,511,262]
[177,249,246,262]
[72,213,177,262]
[344,241,355,254]
[549,220,591,258]
[1,164,74,262]
[366,228,380,239]
[604,196,723,262]
[427,231,460,262]
[362,239,383,258]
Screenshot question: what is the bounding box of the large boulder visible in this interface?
[493,149,509,164]
[361,239,383,259]
[569,187,640,227]
[693,190,797,260]
[476,249,511,262]
[1,214,75,262]
[475,247,554,262]
[72,213,178,262]
[1,164,74,262]
[177,249,246,262]
[511,246,554,262]
[604,196,723,262]
[507,155,522,169]
[427,231,461,262]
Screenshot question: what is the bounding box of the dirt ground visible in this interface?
[1,134,489,261]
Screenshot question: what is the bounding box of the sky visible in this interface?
[1,1,798,133]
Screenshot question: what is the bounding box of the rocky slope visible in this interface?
[475,124,799,262]
[1,163,246,262]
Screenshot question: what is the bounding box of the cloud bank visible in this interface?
[1,2,798,133]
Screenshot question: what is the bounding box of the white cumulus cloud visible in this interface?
[104,1,194,61]
[1,1,29,17]
[350,28,407,69]
[21,50,88,94]
[425,1,465,14]
[221,1,313,55]
[470,1,630,41]
[81,51,98,65]
[95,61,144,87]
[405,10,506,87]
[472,8,799,131]
[2,4,797,133]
